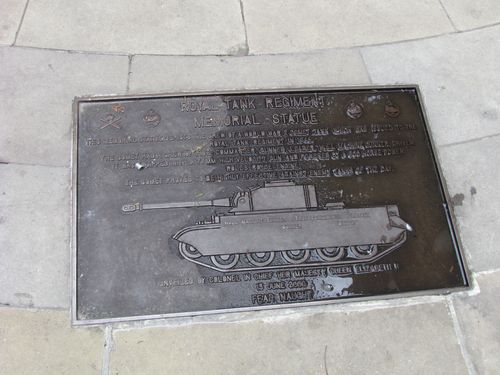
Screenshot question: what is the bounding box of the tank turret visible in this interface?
[122,181,318,213]
[121,180,412,272]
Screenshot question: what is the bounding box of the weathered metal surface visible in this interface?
[73,87,468,324]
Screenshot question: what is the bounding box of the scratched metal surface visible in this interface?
[74,87,468,323]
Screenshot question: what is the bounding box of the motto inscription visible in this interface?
[74,87,468,324]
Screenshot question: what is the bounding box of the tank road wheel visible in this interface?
[317,247,346,262]
[282,249,310,264]
[246,252,275,267]
[179,242,202,259]
[210,254,239,270]
[350,244,378,259]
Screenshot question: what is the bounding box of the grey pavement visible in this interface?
[110,303,467,375]
[0,164,70,308]
[438,136,500,272]
[453,272,500,374]
[0,307,103,374]
[0,0,27,45]
[440,0,500,30]
[16,0,247,55]
[242,0,454,54]
[1,1,499,374]
[129,49,370,93]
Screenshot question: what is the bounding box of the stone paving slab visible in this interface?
[0,46,128,167]
[0,164,70,308]
[0,307,103,375]
[129,49,370,93]
[362,25,500,147]
[0,0,27,45]
[16,0,246,55]
[437,136,500,273]
[453,271,500,374]
[110,303,467,375]
[242,0,454,54]
[441,0,500,30]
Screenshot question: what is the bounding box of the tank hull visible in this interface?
[173,205,410,272]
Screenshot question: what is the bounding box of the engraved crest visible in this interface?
[143,109,161,127]
[345,101,363,119]
[112,104,125,113]
[99,113,122,130]
[385,101,400,118]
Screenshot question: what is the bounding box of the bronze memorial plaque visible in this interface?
[73,86,468,324]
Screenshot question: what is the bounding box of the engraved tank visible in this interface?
[122,181,411,272]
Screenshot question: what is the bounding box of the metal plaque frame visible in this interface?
[71,85,470,326]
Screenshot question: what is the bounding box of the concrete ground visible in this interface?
[1,1,500,374]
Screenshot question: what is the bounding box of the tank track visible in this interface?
[178,232,407,273]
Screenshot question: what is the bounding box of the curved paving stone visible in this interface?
[129,49,370,93]
[16,0,246,55]
[441,0,500,31]
[0,164,70,308]
[243,0,454,54]
[437,136,500,272]
[362,25,500,146]
[0,46,128,166]
[109,303,467,375]
[0,307,103,375]
[453,271,500,374]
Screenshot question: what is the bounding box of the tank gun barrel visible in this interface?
[122,198,232,213]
